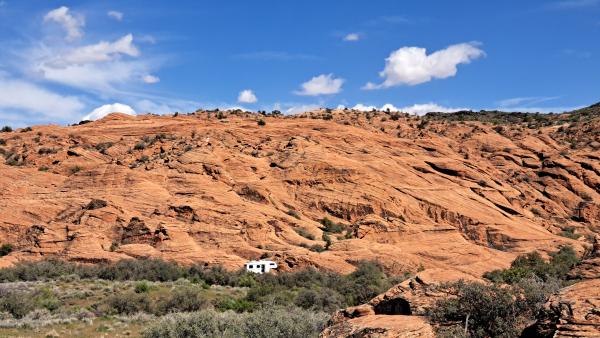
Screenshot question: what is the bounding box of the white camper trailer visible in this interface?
[245,260,277,274]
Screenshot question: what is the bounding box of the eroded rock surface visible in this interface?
[0,107,598,274]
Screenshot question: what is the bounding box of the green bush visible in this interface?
[142,306,329,338]
[105,291,152,314]
[429,278,558,338]
[483,245,580,284]
[320,217,346,233]
[287,210,301,219]
[155,287,210,315]
[0,243,13,256]
[134,281,150,293]
[295,228,315,240]
[294,288,344,313]
[257,119,266,126]
[0,289,35,319]
[1,126,12,133]
[216,297,255,313]
[309,244,326,252]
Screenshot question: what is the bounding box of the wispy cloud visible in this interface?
[43,6,85,41]
[364,15,411,26]
[497,96,560,108]
[232,51,318,61]
[562,49,592,58]
[107,10,123,21]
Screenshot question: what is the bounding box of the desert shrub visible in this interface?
[320,217,346,233]
[134,281,150,293]
[0,243,13,256]
[287,209,301,219]
[33,287,61,312]
[134,142,146,150]
[95,142,114,154]
[309,244,325,252]
[1,126,12,133]
[0,259,80,282]
[294,288,344,313]
[96,259,186,281]
[257,119,266,126]
[559,226,581,239]
[186,265,243,287]
[429,278,558,338]
[155,287,211,315]
[0,289,35,319]
[483,245,580,284]
[216,297,255,313]
[322,233,332,249]
[142,306,329,338]
[342,261,392,305]
[20,127,32,132]
[38,166,49,172]
[105,291,152,314]
[0,139,5,145]
[294,228,314,240]
[69,166,82,175]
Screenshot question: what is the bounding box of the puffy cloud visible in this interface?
[285,104,320,114]
[44,6,85,41]
[238,89,257,103]
[142,74,160,84]
[82,103,135,121]
[343,33,360,41]
[352,103,376,111]
[295,74,344,96]
[107,10,123,21]
[364,42,484,89]
[0,76,84,119]
[380,103,400,112]
[350,102,465,115]
[399,103,465,115]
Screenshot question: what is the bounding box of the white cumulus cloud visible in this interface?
[352,103,376,111]
[343,33,360,41]
[44,6,85,41]
[364,42,484,89]
[142,74,160,84]
[295,74,344,96]
[82,103,135,121]
[350,102,465,115]
[399,103,466,115]
[238,89,257,103]
[107,10,123,21]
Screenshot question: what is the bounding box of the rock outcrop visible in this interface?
[0,107,598,275]
[526,279,600,337]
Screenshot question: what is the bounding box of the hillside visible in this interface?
[0,106,598,280]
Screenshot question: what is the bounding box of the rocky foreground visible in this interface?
[0,104,599,336]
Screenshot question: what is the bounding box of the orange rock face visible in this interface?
[0,108,598,276]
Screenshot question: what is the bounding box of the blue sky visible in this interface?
[0,0,598,126]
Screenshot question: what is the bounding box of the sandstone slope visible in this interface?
[0,106,598,277]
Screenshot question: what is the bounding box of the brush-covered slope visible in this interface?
[0,106,598,278]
